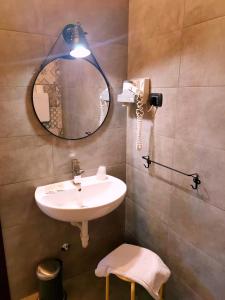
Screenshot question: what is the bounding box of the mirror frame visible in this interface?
[32,54,111,140]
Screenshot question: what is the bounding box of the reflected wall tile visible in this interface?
[184,0,225,27]
[176,87,225,150]
[168,188,225,266]
[0,30,45,87]
[167,229,225,300]
[129,0,184,41]
[180,17,225,86]
[173,138,225,210]
[0,136,53,185]
[128,31,181,87]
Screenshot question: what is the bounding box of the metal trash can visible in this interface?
[36,258,66,300]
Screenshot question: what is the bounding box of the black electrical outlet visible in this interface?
[149,93,163,107]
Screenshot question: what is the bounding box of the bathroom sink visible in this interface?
[35,175,126,223]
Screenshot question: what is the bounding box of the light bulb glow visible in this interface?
[70,45,91,58]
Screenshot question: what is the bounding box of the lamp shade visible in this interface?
[62,23,91,58]
[70,44,91,58]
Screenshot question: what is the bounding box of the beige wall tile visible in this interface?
[105,98,127,130]
[169,188,225,266]
[165,274,203,300]
[180,17,225,86]
[167,230,225,299]
[52,127,125,176]
[0,86,28,102]
[0,30,45,87]
[0,1,128,299]
[176,87,225,150]
[152,87,177,138]
[0,136,53,185]
[148,134,174,182]
[0,86,47,137]
[3,216,124,300]
[2,220,71,299]
[127,1,225,299]
[184,0,225,27]
[129,0,184,41]
[173,138,225,210]
[126,109,174,180]
[41,0,128,42]
[128,31,182,87]
[126,164,171,222]
[0,97,47,137]
[125,198,168,260]
[0,177,55,229]
[126,109,154,171]
[94,43,128,87]
[0,0,43,33]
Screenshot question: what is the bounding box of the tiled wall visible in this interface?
[126,0,225,299]
[0,1,128,299]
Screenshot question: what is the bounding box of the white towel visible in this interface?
[95,243,171,300]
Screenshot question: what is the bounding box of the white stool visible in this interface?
[95,244,170,300]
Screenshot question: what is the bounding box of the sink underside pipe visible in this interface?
[70,221,89,248]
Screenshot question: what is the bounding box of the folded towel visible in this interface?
[95,243,171,300]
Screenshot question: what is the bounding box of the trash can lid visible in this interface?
[36,259,61,281]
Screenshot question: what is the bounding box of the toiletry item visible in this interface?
[96,166,107,180]
[33,85,50,122]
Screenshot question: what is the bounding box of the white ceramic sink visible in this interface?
[35,175,126,247]
[35,175,126,222]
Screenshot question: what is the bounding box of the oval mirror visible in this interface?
[32,57,110,139]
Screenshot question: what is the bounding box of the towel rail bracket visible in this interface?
[142,155,201,190]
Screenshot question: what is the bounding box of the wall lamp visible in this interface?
[62,23,91,58]
[39,22,108,85]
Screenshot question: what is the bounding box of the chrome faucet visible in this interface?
[72,159,84,191]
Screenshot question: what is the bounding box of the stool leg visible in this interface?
[131,282,135,300]
[106,275,110,300]
[159,285,164,300]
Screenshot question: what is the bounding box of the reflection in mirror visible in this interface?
[33,58,110,139]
